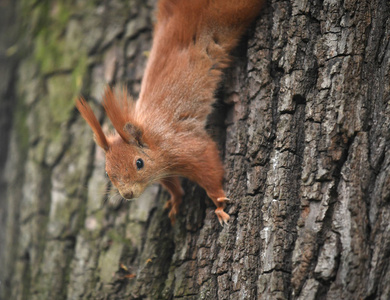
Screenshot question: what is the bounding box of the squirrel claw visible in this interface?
[217,197,230,203]
[215,207,230,226]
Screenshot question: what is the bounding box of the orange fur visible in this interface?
[75,97,109,151]
[102,87,132,143]
[76,0,264,225]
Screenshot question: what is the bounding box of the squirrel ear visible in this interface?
[76,97,110,151]
[124,122,146,148]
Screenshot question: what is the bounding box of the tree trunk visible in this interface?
[1,0,390,299]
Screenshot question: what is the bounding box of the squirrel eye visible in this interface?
[105,172,109,178]
[136,158,144,170]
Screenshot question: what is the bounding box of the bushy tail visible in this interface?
[138,0,264,125]
[157,0,265,53]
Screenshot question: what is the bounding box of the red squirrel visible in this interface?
[76,0,264,225]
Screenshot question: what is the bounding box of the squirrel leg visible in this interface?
[160,177,184,224]
[194,139,230,226]
[207,190,230,226]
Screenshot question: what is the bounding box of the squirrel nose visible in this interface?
[121,191,134,199]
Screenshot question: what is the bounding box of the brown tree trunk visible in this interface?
[1,0,390,299]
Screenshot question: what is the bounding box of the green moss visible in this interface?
[22,0,72,34]
[21,0,50,33]
[46,74,77,124]
[72,54,88,92]
[56,2,72,27]
[25,0,88,74]
[35,27,65,73]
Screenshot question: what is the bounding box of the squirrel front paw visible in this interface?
[215,207,230,226]
[164,198,180,224]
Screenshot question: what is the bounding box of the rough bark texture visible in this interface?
[1,0,390,299]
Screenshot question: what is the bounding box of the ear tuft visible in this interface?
[103,87,132,143]
[75,97,109,151]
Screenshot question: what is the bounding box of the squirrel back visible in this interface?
[136,0,265,130]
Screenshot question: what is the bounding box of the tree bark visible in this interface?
[1,0,390,299]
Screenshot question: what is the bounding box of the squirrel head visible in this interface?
[76,87,162,200]
[105,133,155,199]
